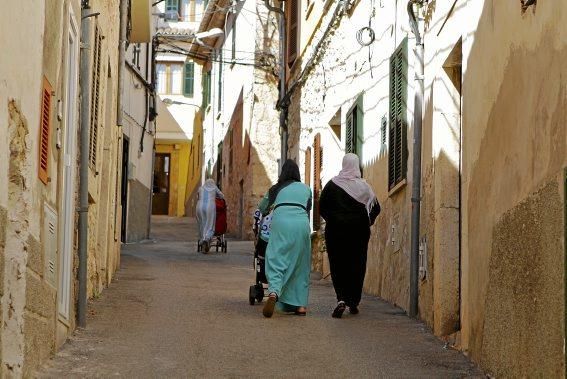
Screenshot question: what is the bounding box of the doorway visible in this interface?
[58,14,79,321]
[152,153,171,215]
[120,136,129,242]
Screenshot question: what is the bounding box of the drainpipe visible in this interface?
[117,0,128,126]
[78,2,98,328]
[264,0,287,166]
[408,0,424,318]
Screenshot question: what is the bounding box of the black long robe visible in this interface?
[319,180,380,307]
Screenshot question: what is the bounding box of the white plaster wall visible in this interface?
[201,0,258,182]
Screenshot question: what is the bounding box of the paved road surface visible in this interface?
[38,216,482,378]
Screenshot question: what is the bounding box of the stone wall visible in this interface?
[421,1,566,376]
[289,1,566,376]
[23,236,56,378]
[286,0,414,312]
[0,0,125,375]
[127,179,151,242]
[216,1,280,241]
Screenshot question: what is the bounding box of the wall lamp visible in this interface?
[162,98,202,109]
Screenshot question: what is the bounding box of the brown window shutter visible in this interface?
[313,134,322,230]
[287,0,299,66]
[89,27,103,169]
[38,76,53,185]
[304,147,311,187]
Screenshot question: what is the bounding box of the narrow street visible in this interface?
[38,217,481,378]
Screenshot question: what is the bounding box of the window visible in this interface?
[287,0,299,67]
[166,0,178,12]
[166,0,196,21]
[202,70,211,109]
[165,0,179,20]
[39,76,53,185]
[156,62,183,95]
[183,61,195,97]
[89,26,103,169]
[329,108,341,141]
[345,95,364,159]
[388,38,408,190]
[189,0,196,22]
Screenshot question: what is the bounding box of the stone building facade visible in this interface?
[153,0,206,218]
[284,0,565,376]
[193,0,281,240]
[0,0,152,375]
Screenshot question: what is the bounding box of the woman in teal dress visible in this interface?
[258,160,312,318]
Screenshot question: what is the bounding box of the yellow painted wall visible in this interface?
[156,143,190,216]
[184,112,203,216]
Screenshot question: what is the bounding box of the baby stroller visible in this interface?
[198,197,228,253]
[249,210,269,305]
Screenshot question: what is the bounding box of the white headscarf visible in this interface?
[203,179,217,192]
[331,153,377,214]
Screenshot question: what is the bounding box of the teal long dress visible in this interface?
[258,182,312,308]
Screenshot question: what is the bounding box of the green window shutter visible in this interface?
[346,94,363,158]
[346,109,354,154]
[183,62,194,97]
[388,38,408,190]
[355,95,364,161]
[202,71,211,109]
[204,0,209,11]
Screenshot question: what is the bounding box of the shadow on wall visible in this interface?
[459,1,566,376]
[184,110,204,218]
[214,125,273,241]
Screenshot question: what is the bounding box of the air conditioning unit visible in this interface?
[164,10,179,21]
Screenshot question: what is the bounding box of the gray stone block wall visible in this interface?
[127,179,151,243]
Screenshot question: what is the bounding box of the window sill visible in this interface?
[388,179,407,197]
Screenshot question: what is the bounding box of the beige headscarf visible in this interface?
[331,153,377,214]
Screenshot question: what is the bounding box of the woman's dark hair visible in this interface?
[267,159,301,208]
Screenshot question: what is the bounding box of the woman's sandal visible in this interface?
[263,292,278,318]
[332,301,346,318]
[294,307,307,316]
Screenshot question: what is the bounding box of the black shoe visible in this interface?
[349,305,359,315]
[332,302,346,318]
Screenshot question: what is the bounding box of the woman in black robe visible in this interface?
[319,153,380,318]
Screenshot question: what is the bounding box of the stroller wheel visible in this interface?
[255,284,264,303]
[197,241,201,252]
[249,285,257,305]
[222,240,228,253]
[203,241,210,253]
